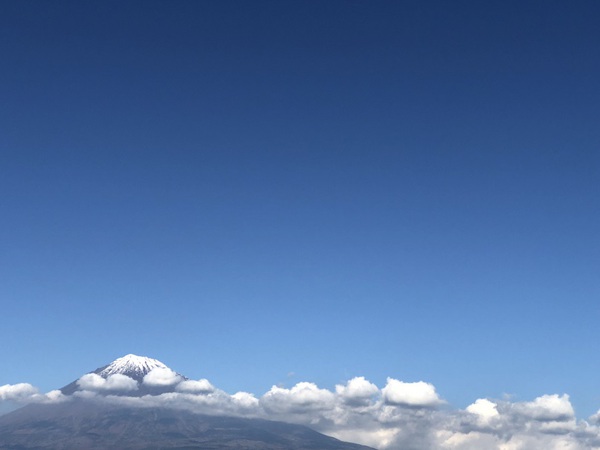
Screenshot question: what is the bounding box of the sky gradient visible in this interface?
[1,0,599,424]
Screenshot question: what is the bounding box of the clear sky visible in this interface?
[1,0,599,420]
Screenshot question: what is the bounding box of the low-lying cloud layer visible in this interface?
[3,370,600,450]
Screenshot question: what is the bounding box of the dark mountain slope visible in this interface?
[0,400,376,450]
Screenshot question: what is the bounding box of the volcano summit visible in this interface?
[97,354,169,380]
[59,353,186,397]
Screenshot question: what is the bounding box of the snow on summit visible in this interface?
[98,354,168,379]
[59,354,183,395]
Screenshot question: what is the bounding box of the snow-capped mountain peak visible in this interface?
[97,354,168,379]
[60,354,185,395]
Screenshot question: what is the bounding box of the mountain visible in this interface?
[60,354,187,396]
[0,354,376,450]
[95,354,170,380]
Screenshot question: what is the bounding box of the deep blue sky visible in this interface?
[1,1,599,416]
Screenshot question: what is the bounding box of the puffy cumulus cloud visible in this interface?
[231,391,260,409]
[0,383,39,402]
[465,398,500,428]
[261,382,335,414]
[436,394,595,450]
[175,378,215,394]
[382,378,443,408]
[256,378,447,448]
[42,390,65,403]
[511,394,575,422]
[437,429,502,449]
[466,398,499,420]
[253,384,600,450]
[0,383,66,405]
[77,373,138,392]
[335,377,379,405]
[77,374,106,391]
[143,367,183,387]
[0,383,38,402]
[438,429,595,450]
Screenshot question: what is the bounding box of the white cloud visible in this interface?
[466,398,499,419]
[175,379,215,394]
[438,429,502,449]
[466,398,499,427]
[7,372,600,450]
[512,394,575,421]
[231,391,260,409]
[261,382,335,414]
[382,378,443,408]
[77,374,105,391]
[437,395,591,450]
[0,383,38,401]
[42,390,65,403]
[77,373,138,392]
[143,367,183,387]
[335,376,379,405]
[0,383,66,405]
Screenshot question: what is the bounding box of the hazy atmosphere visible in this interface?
[1,1,599,449]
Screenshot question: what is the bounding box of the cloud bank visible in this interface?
[3,368,600,449]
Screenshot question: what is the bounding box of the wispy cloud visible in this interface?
[4,369,600,449]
